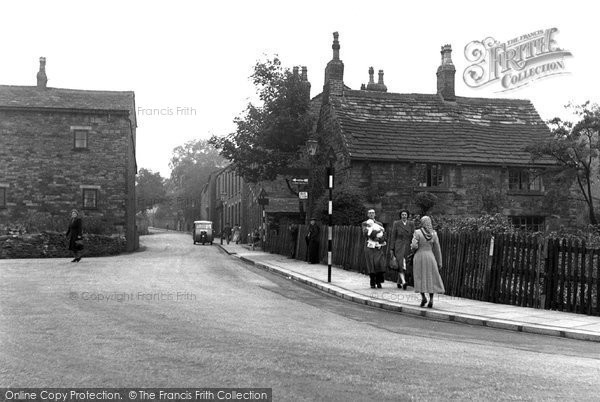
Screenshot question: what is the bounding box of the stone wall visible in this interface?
[0,109,136,248]
[0,232,126,259]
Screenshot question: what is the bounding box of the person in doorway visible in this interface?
[223,223,232,244]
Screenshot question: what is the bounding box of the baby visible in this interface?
[366,219,386,246]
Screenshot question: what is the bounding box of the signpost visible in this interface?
[257,189,269,248]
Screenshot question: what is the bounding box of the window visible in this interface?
[0,188,5,208]
[73,130,88,149]
[509,169,543,191]
[82,189,98,209]
[418,164,445,187]
[509,215,545,232]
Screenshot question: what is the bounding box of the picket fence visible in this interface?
[264,225,600,316]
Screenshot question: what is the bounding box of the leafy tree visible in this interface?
[466,172,506,214]
[527,102,600,224]
[210,57,314,182]
[135,168,167,213]
[414,191,438,216]
[168,139,227,225]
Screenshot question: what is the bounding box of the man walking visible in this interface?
[361,209,387,288]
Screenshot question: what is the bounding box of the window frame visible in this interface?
[71,126,92,150]
[417,163,446,188]
[508,168,543,192]
[82,188,98,210]
[509,215,545,232]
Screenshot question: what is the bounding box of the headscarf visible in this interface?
[420,216,434,240]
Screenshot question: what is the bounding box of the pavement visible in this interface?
[215,238,600,343]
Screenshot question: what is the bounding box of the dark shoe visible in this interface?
[71,258,78,263]
[76,257,82,262]
[370,285,376,289]
[403,283,408,290]
[397,283,402,288]
[427,300,433,308]
[420,299,427,307]
[376,283,382,289]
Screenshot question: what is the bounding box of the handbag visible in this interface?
[389,254,399,270]
[75,239,84,251]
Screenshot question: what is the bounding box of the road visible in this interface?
[0,230,599,401]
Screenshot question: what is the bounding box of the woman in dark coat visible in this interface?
[305,218,320,264]
[389,209,415,290]
[66,209,83,262]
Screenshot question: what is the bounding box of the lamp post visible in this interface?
[326,146,337,283]
[219,192,227,245]
[305,139,318,225]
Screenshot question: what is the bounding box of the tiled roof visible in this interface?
[0,85,136,125]
[332,90,553,166]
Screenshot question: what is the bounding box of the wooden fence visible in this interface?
[264,225,600,316]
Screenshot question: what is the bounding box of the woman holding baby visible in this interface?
[361,209,387,288]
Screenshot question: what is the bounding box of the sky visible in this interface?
[1,0,598,178]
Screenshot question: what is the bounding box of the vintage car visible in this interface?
[193,220,213,245]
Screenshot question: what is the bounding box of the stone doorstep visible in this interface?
[221,244,600,343]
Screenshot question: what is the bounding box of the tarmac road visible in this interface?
[0,230,598,401]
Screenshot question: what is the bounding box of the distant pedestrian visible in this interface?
[411,216,444,308]
[288,223,299,259]
[232,224,241,244]
[65,209,83,263]
[362,209,387,289]
[390,209,415,290]
[305,218,320,264]
[223,223,232,244]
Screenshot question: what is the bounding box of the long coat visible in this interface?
[66,217,83,251]
[411,229,445,294]
[361,219,387,274]
[389,219,415,268]
[305,224,320,263]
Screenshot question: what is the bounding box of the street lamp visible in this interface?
[326,146,337,283]
[220,192,227,245]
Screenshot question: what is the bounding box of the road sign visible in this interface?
[299,191,308,200]
[292,178,309,184]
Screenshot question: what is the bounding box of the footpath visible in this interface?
[215,239,600,343]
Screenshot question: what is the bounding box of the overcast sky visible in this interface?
[1,0,597,178]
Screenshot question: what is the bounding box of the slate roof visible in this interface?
[332,90,553,166]
[0,85,136,126]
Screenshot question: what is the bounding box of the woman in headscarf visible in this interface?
[411,216,444,307]
[65,209,83,262]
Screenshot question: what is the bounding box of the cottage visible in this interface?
[0,58,138,250]
[311,33,571,230]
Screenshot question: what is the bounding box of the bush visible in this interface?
[316,188,367,226]
[431,213,516,234]
[414,192,438,215]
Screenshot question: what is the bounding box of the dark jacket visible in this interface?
[66,217,83,251]
[389,219,415,262]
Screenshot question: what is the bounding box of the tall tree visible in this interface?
[168,139,227,225]
[135,168,167,213]
[210,57,314,182]
[527,102,600,224]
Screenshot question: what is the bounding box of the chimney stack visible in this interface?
[301,66,308,82]
[365,67,387,92]
[323,32,344,103]
[436,44,456,101]
[293,66,299,79]
[37,57,47,89]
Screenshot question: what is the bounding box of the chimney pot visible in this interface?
[301,66,308,81]
[437,44,456,101]
[37,57,47,89]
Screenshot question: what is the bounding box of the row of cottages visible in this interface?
[308,32,577,230]
[200,165,305,240]
[0,58,139,250]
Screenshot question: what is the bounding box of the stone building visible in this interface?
[309,32,569,230]
[0,57,138,250]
